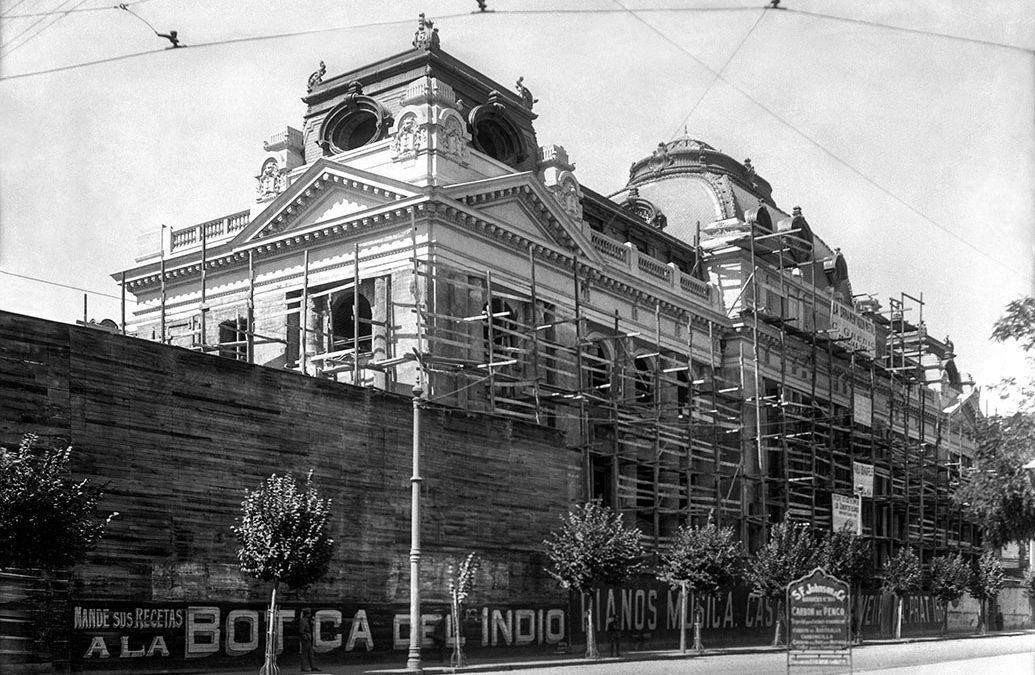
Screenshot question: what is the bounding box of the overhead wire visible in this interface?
[1,0,32,18]
[1,0,82,57]
[619,4,1029,278]
[0,12,472,81]
[670,4,768,139]
[0,268,123,300]
[784,6,1034,55]
[489,4,1033,53]
[4,0,153,18]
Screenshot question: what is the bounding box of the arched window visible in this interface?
[331,293,372,353]
[583,340,611,392]
[633,355,655,403]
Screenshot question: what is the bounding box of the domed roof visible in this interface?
[627,136,774,205]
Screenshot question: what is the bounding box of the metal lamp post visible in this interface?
[407,377,424,672]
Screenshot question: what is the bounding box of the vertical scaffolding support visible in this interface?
[300,250,310,374]
[120,272,126,335]
[528,248,542,424]
[160,225,167,344]
[247,250,255,364]
[748,229,766,538]
[685,314,694,526]
[200,223,208,350]
[485,270,497,414]
[354,242,361,385]
[572,256,589,501]
[653,304,662,546]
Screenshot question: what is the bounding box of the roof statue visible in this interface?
[515,77,538,110]
[412,13,440,51]
[307,61,326,92]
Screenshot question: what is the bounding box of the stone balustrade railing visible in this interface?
[589,229,712,303]
[170,210,251,252]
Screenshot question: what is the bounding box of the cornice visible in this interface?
[126,197,427,292]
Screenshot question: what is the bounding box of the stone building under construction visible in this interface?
[118,17,982,571]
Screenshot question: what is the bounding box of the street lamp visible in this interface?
[407,375,424,672]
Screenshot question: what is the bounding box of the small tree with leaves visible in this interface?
[926,553,971,636]
[1022,566,1035,600]
[543,502,646,659]
[447,552,479,669]
[0,433,110,570]
[969,551,1005,635]
[881,547,921,639]
[657,516,742,653]
[818,526,871,642]
[233,472,334,675]
[744,521,818,646]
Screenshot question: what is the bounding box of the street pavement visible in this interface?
[142,631,1035,675]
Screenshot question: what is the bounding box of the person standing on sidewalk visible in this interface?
[606,617,621,657]
[299,608,317,673]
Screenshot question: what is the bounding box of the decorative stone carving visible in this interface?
[412,13,440,51]
[256,158,286,201]
[255,127,303,202]
[307,61,325,92]
[442,115,467,162]
[515,76,538,110]
[538,145,582,220]
[648,142,672,174]
[390,113,427,159]
[391,77,470,167]
[621,187,667,230]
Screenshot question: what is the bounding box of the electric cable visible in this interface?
[1,0,80,57]
[1,0,31,18]
[0,12,471,81]
[784,6,1033,55]
[487,4,1033,53]
[621,6,1029,278]
[4,0,153,18]
[0,268,123,300]
[670,5,768,139]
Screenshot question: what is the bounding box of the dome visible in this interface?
[622,136,780,245]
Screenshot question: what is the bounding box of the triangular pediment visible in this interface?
[443,174,602,263]
[231,158,418,245]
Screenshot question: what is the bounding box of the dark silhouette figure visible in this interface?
[607,617,621,657]
[155,30,183,48]
[299,609,317,672]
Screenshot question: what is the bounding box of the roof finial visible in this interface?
[515,76,538,109]
[413,12,440,51]
[307,61,326,92]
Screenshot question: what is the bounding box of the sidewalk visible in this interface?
[159,629,1034,675]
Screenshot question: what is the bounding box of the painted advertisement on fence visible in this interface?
[71,586,943,669]
[71,601,566,670]
[568,580,942,646]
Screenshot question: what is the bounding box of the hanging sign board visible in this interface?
[853,461,874,497]
[787,568,851,669]
[831,494,861,535]
[829,300,877,359]
[853,394,873,427]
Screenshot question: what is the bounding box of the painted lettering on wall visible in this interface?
[71,602,566,669]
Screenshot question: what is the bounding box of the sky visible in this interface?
[1,0,1033,412]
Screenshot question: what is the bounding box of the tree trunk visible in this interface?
[259,582,280,675]
[978,599,986,635]
[941,599,948,637]
[679,582,687,654]
[894,594,902,640]
[772,597,783,647]
[584,596,599,659]
[450,594,465,669]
